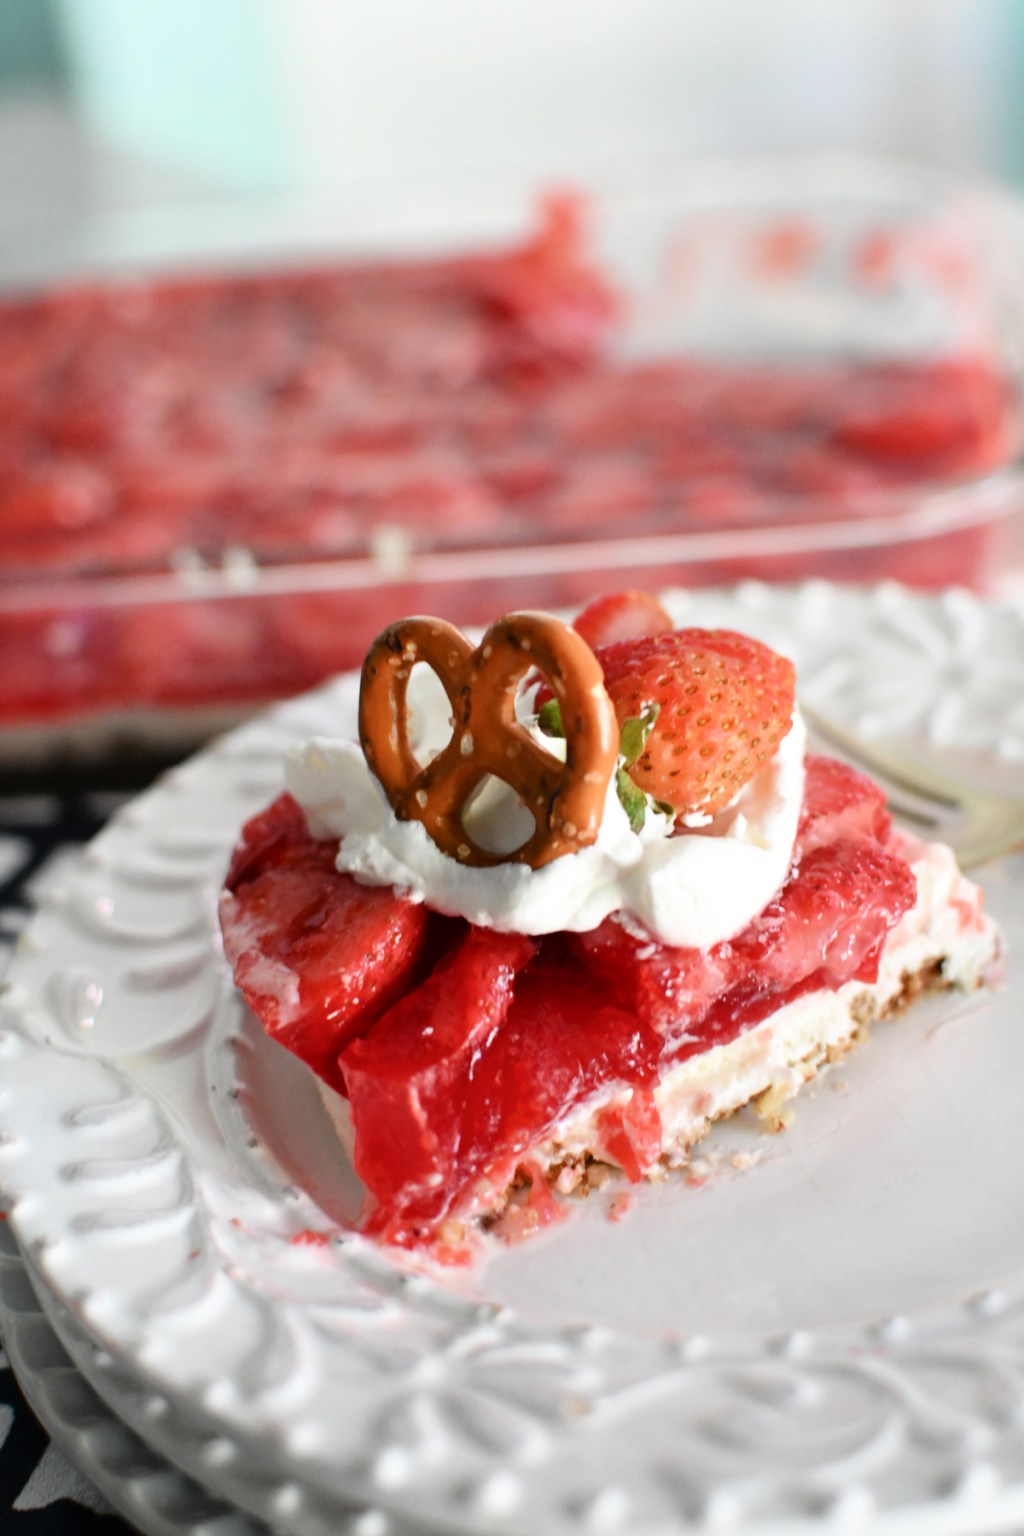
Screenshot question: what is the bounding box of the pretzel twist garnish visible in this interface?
[359,612,618,869]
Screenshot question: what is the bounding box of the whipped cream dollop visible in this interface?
[285,680,807,950]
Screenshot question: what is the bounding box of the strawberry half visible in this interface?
[598,628,796,818]
[573,589,673,649]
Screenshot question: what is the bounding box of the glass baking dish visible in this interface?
[3,155,1024,768]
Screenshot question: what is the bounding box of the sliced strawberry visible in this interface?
[796,754,891,858]
[573,589,673,649]
[224,791,312,888]
[571,919,732,1043]
[220,793,431,1089]
[341,934,666,1241]
[475,193,619,382]
[497,950,663,1122]
[730,838,917,996]
[831,361,1011,472]
[598,628,796,817]
[573,835,916,1054]
[340,928,536,1236]
[594,1088,663,1181]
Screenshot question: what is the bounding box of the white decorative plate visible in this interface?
[2,581,1024,1536]
[0,1219,268,1536]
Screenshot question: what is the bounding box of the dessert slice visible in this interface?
[219,597,1000,1254]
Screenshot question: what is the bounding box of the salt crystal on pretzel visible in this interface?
[359,612,619,869]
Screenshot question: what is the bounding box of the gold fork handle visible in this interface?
[954,812,1024,871]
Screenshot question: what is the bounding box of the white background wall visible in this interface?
[271,0,1002,190]
[0,0,1014,269]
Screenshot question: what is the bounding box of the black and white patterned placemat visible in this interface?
[0,792,136,1535]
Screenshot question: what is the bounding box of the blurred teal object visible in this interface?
[994,0,1024,186]
[56,0,288,190]
[0,0,66,85]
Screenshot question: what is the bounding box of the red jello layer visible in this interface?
[1,199,615,582]
[220,755,916,1247]
[2,199,1015,727]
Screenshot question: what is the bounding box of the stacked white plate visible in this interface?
[2,581,1024,1536]
[0,1219,268,1536]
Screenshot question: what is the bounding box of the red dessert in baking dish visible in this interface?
[219,593,999,1255]
[1,200,1017,734]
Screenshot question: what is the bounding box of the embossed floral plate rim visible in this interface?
[2,581,1024,1536]
[0,1220,270,1536]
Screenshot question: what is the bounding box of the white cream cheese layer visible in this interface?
[285,690,806,949]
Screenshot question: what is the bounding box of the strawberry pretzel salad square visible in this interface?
[219,590,1001,1261]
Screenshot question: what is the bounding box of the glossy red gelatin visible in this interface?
[220,793,433,1092]
[2,199,1017,731]
[220,756,916,1248]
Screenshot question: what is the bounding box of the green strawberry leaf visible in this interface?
[619,704,659,767]
[538,698,564,738]
[615,767,650,834]
[538,698,673,833]
[614,705,675,831]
